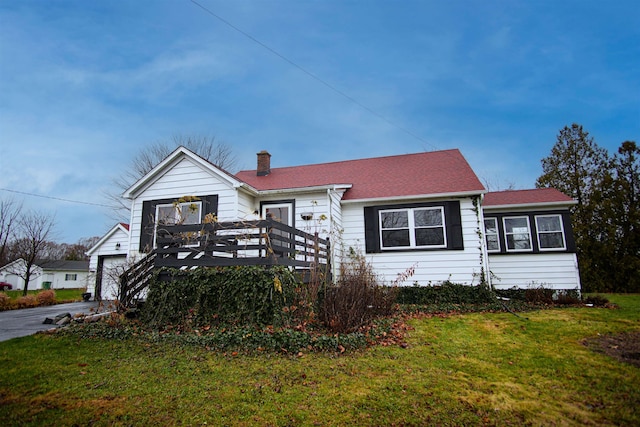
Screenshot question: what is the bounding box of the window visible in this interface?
[535,214,566,250]
[484,218,500,252]
[140,195,218,252]
[503,216,532,252]
[379,207,446,249]
[65,274,77,281]
[156,201,202,226]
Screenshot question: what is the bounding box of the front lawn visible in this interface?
[0,295,638,426]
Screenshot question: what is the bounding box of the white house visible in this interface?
[0,259,90,291]
[87,146,581,299]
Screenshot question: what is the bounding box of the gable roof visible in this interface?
[86,223,130,256]
[235,149,485,201]
[0,259,89,272]
[35,260,90,271]
[122,146,242,199]
[483,188,576,209]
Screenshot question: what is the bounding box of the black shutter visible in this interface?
[363,206,380,253]
[562,212,577,252]
[139,200,156,253]
[201,195,219,217]
[445,201,464,250]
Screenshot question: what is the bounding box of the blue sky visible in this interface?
[0,0,638,243]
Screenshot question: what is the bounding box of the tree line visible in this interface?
[536,123,639,293]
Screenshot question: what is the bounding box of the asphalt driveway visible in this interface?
[0,301,111,342]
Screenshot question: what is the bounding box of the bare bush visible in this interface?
[320,253,397,333]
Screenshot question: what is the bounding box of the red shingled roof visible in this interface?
[234,149,485,201]
[483,188,575,207]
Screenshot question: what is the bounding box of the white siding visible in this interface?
[128,157,240,254]
[258,191,332,238]
[488,253,581,291]
[44,270,91,290]
[340,197,485,286]
[88,228,129,272]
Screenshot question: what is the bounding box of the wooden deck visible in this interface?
[119,219,330,309]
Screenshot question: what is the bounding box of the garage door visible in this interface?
[100,256,127,301]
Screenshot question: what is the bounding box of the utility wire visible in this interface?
[189,0,440,152]
[0,188,112,208]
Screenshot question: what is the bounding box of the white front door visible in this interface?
[262,202,294,256]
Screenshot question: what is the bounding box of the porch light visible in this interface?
[300,212,313,221]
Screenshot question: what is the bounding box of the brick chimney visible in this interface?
[257,150,271,176]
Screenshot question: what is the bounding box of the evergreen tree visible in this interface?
[536,124,610,292]
[607,141,640,291]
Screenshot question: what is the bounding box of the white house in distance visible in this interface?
[87,146,581,300]
[0,259,90,291]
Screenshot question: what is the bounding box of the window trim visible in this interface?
[502,216,533,253]
[379,206,447,250]
[154,201,203,248]
[535,214,567,251]
[65,273,78,281]
[483,217,500,253]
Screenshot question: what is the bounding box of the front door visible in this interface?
[261,201,294,256]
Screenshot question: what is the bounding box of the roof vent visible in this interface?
[257,150,271,176]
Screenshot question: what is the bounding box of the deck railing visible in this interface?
[154,218,330,271]
[117,219,331,311]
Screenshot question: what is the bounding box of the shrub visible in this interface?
[320,253,397,333]
[584,294,610,307]
[554,289,582,305]
[524,286,554,304]
[36,290,56,306]
[141,266,298,329]
[15,294,38,309]
[0,293,11,310]
[396,281,495,305]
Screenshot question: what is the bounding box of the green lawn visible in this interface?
[0,295,638,426]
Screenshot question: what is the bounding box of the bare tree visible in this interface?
[106,135,238,220]
[0,197,22,266]
[8,211,56,296]
[481,174,517,192]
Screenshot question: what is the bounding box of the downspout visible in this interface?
[476,194,492,289]
[327,188,336,281]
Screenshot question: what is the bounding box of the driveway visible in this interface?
[0,301,112,342]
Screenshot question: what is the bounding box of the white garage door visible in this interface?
[101,256,127,301]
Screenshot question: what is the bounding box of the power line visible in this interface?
[0,188,112,208]
[189,0,440,152]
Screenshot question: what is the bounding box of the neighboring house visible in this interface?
[0,259,90,291]
[86,223,130,300]
[90,146,581,295]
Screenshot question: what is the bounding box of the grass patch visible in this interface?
[0,295,638,426]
